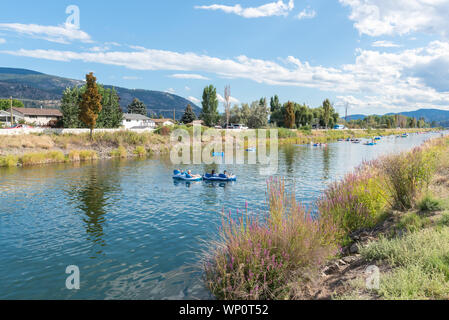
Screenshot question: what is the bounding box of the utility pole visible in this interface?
[10,96,14,126]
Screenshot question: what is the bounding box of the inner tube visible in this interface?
[246,148,257,152]
[203,173,237,182]
[173,170,203,181]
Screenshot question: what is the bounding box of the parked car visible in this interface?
[5,124,33,129]
[233,124,248,130]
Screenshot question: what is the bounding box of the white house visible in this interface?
[122,114,156,129]
[7,108,63,126]
[152,118,175,127]
[0,109,23,126]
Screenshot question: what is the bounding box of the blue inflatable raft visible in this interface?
[203,173,237,182]
[173,170,203,181]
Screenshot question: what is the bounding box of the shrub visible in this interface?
[276,128,297,139]
[397,212,430,233]
[79,150,98,161]
[318,162,390,242]
[0,155,19,167]
[418,195,443,212]
[133,146,147,157]
[204,178,339,300]
[19,151,65,166]
[382,147,437,210]
[110,146,127,158]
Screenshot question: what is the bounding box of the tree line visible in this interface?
[182,85,340,129]
[347,114,431,129]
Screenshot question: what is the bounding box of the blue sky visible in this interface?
[0,0,449,115]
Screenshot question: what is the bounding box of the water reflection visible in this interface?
[66,164,121,257]
[322,146,331,180]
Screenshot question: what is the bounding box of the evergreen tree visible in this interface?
[61,87,82,128]
[127,98,147,116]
[180,104,197,124]
[200,85,220,127]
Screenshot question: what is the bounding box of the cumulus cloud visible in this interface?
[296,7,316,20]
[339,0,449,37]
[372,40,401,48]
[0,38,6,44]
[3,40,449,111]
[188,96,201,104]
[169,73,210,80]
[0,23,92,44]
[217,93,240,104]
[194,0,294,18]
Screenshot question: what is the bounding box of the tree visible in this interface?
[61,86,82,128]
[79,72,102,139]
[0,99,24,111]
[180,104,197,124]
[127,98,147,116]
[284,101,295,129]
[270,95,281,112]
[97,87,123,128]
[247,100,269,129]
[322,99,332,129]
[200,85,220,127]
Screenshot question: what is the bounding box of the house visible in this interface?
[0,109,24,126]
[122,114,156,129]
[8,107,62,126]
[152,118,175,127]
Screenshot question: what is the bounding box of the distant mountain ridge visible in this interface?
[0,67,201,119]
[345,109,449,127]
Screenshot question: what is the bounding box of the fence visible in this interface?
[0,128,155,136]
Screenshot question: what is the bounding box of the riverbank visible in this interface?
[204,134,449,300]
[0,128,435,167]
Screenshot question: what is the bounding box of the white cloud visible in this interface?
[195,0,294,18]
[0,38,5,44]
[339,0,449,37]
[0,23,92,44]
[170,73,210,80]
[4,40,449,112]
[296,7,316,20]
[122,76,142,80]
[188,96,201,104]
[372,40,401,48]
[185,86,191,91]
[217,93,240,104]
[165,88,176,94]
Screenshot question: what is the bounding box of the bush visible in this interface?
[418,195,443,212]
[79,150,98,161]
[397,212,430,233]
[19,151,65,166]
[382,147,437,210]
[318,162,390,242]
[110,146,127,158]
[204,178,339,300]
[133,146,147,157]
[276,128,297,139]
[0,155,19,167]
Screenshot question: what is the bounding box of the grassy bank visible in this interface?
[204,134,449,300]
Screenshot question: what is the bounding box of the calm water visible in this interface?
[0,132,441,299]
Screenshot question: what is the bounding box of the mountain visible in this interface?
[0,67,201,118]
[345,109,449,127]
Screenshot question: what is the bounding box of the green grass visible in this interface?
[0,155,19,167]
[133,146,147,157]
[418,195,444,212]
[359,227,449,299]
[110,146,127,158]
[20,151,65,166]
[397,212,431,233]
